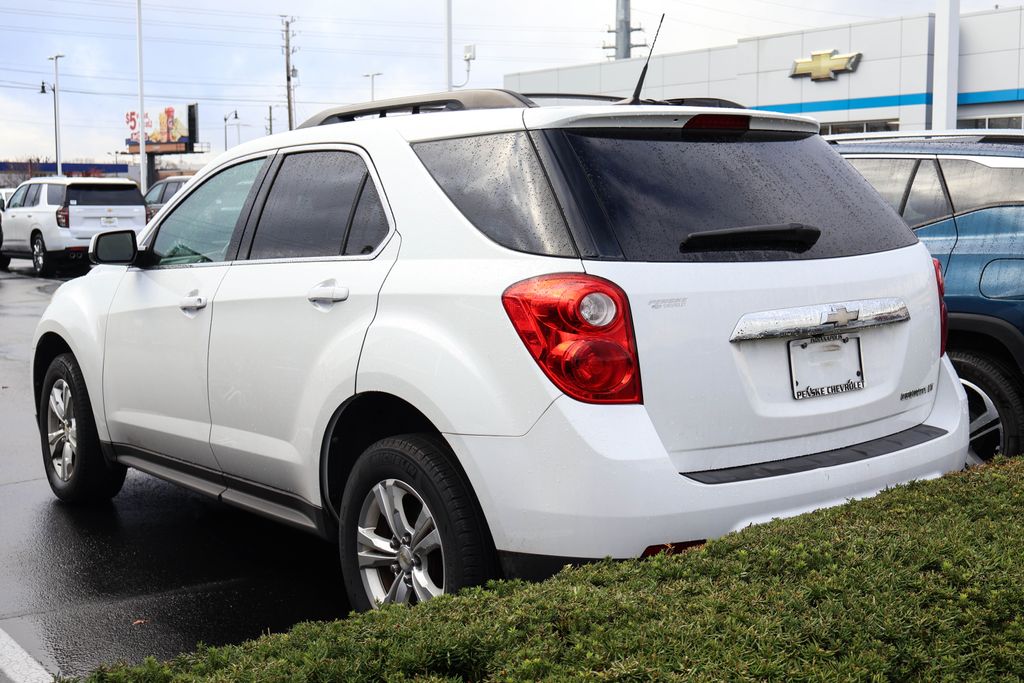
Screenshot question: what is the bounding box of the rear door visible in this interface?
[207,146,397,497]
[538,124,941,472]
[66,183,147,239]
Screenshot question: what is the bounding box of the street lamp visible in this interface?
[40,54,64,176]
[223,110,239,150]
[362,72,382,101]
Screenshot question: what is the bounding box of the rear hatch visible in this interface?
[527,109,942,471]
[65,183,146,239]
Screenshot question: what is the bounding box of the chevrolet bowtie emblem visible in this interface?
[822,306,860,327]
[790,50,862,81]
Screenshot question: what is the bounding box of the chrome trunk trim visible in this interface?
[729,297,910,342]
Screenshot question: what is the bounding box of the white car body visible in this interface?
[2,177,145,273]
[31,94,969,600]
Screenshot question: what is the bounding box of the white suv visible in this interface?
[2,177,146,277]
[31,90,969,610]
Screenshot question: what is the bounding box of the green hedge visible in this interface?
[88,460,1024,682]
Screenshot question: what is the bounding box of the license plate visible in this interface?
[789,333,864,400]
[100,216,117,227]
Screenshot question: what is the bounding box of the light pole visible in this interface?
[135,0,146,193]
[45,54,64,176]
[223,110,238,150]
[362,72,382,101]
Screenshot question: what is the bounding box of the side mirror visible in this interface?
[90,230,138,265]
[0,198,5,211]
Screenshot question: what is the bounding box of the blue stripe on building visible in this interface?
[755,88,1024,115]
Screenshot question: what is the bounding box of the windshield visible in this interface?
[553,128,916,262]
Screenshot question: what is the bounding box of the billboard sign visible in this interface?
[125,103,198,154]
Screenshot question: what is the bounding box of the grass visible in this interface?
[86,459,1024,682]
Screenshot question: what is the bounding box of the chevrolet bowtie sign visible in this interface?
[790,50,862,81]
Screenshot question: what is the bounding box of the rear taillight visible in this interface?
[55,206,69,228]
[502,273,642,404]
[933,258,948,357]
[146,206,157,222]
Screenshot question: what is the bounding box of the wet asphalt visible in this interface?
[0,261,349,680]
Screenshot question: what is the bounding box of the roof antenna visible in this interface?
[624,13,665,105]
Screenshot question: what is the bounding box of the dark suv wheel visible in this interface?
[338,434,495,610]
[949,349,1024,463]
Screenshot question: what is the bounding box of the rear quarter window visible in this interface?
[67,184,144,206]
[413,132,577,257]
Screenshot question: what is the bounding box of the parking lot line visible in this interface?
[0,628,50,683]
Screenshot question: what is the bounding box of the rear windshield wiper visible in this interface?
[680,223,821,254]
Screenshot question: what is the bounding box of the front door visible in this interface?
[103,156,270,472]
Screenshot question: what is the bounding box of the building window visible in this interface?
[957,115,1024,130]
[820,120,898,135]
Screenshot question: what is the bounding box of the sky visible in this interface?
[0,0,1007,164]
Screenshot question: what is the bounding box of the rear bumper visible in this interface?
[446,355,968,565]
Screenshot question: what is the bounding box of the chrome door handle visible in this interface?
[307,281,350,305]
[179,294,207,311]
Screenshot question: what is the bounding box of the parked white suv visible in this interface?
[31,90,969,610]
[2,177,146,277]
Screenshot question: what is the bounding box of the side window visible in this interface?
[47,184,65,206]
[940,159,1024,214]
[165,182,183,199]
[151,158,266,266]
[144,184,164,204]
[7,186,27,209]
[24,185,41,207]
[414,132,576,257]
[902,160,952,228]
[248,151,365,260]
[344,179,390,255]
[845,158,916,212]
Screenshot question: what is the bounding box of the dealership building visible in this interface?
[505,5,1024,133]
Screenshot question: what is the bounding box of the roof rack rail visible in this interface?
[299,89,534,128]
[826,129,1024,144]
[523,93,746,109]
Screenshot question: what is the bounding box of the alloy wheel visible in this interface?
[46,379,77,482]
[356,478,444,606]
[962,378,1003,466]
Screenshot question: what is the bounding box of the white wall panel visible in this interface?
[960,8,1021,55]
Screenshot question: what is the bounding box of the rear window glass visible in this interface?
[939,159,1024,214]
[558,129,917,262]
[67,184,144,206]
[414,132,576,257]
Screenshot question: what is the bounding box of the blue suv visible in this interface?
[830,131,1024,464]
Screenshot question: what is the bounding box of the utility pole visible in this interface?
[136,0,147,192]
[282,16,297,130]
[47,54,64,176]
[224,110,238,150]
[603,0,647,60]
[267,104,273,135]
[444,0,452,91]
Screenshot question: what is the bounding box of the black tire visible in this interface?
[31,232,54,278]
[950,349,1024,461]
[339,433,495,611]
[38,353,127,503]
[0,253,9,271]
